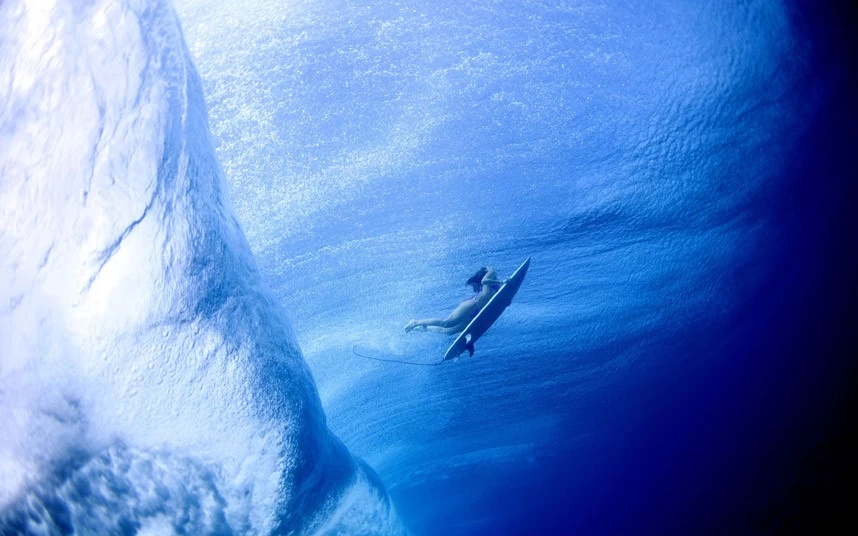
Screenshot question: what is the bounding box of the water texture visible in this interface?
[0,1,401,534]
[2,0,856,534]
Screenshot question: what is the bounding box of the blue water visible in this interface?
[2,0,856,534]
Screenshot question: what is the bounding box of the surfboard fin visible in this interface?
[463,333,475,357]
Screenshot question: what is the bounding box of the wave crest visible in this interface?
[0,0,402,533]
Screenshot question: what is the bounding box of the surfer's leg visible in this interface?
[405,318,445,332]
[404,319,426,332]
[426,323,468,334]
[406,317,456,331]
[405,301,476,332]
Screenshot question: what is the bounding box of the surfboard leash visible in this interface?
[351,345,444,366]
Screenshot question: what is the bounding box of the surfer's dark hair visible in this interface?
[466,267,489,293]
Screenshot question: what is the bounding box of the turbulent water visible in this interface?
[0,1,401,534]
[2,0,856,534]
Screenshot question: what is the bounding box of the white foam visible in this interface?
[0,0,402,533]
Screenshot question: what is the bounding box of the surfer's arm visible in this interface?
[480,277,507,287]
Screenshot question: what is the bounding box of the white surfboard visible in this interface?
[443,256,531,361]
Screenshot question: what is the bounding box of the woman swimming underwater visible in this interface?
[405,266,507,334]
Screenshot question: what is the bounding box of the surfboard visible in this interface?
[443,256,531,361]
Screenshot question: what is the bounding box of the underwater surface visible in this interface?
[1,0,856,534]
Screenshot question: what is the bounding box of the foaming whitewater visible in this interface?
[171,0,858,533]
[0,0,402,533]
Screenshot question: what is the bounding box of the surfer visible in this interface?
[404,267,507,334]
